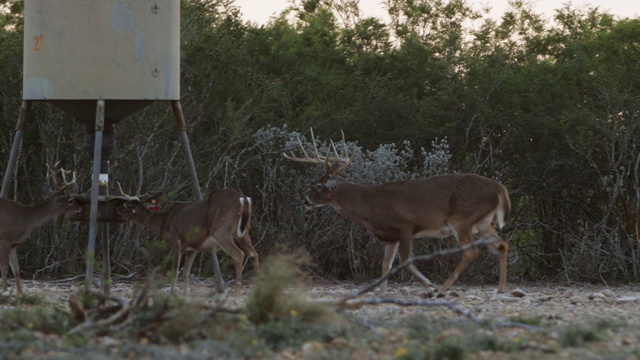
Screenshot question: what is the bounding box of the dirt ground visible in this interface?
[3,278,640,359]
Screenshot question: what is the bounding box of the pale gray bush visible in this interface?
[247,125,456,282]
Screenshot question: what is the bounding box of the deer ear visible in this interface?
[326,177,338,191]
[42,185,53,197]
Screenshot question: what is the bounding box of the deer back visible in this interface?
[321,174,509,239]
[205,189,251,239]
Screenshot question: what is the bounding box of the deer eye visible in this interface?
[68,198,74,206]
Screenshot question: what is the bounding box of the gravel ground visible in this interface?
[3,278,640,359]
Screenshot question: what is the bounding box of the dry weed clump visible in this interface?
[242,252,350,351]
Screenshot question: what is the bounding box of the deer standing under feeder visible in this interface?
[0,165,82,294]
[115,189,259,295]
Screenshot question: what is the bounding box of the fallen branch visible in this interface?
[344,238,498,301]
[331,238,542,334]
[68,288,142,335]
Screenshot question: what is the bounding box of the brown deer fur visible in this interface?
[116,189,259,295]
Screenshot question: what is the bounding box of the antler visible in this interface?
[46,161,77,191]
[283,128,353,175]
[116,182,141,201]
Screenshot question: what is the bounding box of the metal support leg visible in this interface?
[171,100,225,293]
[100,179,111,295]
[86,100,105,290]
[1,101,31,199]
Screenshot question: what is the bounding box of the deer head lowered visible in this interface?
[284,129,511,294]
[0,164,82,295]
[115,189,259,296]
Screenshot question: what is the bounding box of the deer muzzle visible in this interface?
[303,196,315,210]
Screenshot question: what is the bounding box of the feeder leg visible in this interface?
[171,100,225,293]
[101,193,111,295]
[86,100,105,290]
[1,101,32,199]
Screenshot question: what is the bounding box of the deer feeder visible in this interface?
[0,0,224,294]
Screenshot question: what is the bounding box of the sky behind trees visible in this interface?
[236,0,640,25]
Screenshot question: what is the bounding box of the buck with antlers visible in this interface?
[115,189,259,295]
[284,129,511,294]
[0,164,81,294]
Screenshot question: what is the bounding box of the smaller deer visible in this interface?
[115,189,259,295]
[0,165,81,295]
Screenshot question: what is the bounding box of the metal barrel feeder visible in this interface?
[0,0,224,294]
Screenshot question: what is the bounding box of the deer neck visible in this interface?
[327,179,370,218]
[24,197,63,231]
[132,209,166,236]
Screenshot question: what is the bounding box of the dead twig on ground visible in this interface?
[332,238,542,334]
[344,238,499,301]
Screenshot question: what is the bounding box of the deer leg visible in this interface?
[170,243,182,293]
[182,251,197,296]
[8,247,21,295]
[236,235,259,272]
[477,224,509,293]
[398,238,434,291]
[489,236,508,293]
[0,244,10,293]
[218,241,246,295]
[377,241,399,294]
[440,229,479,293]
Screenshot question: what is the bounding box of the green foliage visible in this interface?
[0,307,73,341]
[242,252,349,351]
[246,251,336,325]
[560,325,601,347]
[508,314,543,326]
[433,335,466,360]
[0,293,45,306]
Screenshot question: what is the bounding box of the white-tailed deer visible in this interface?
[284,129,510,294]
[0,164,81,294]
[115,189,259,295]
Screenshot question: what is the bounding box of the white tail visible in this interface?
[236,197,252,238]
[115,189,259,295]
[0,165,81,294]
[285,129,511,294]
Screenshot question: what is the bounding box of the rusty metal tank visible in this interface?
[23,0,180,123]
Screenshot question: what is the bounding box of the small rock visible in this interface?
[420,290,435,299]
[496,295,520,302]
[511,288,527,298]
[616,296,639,303]
[569,295,583,304]
[279,350,296,360]
[329,337,349,348]
[601,289,616,298]
[587,292,606,300]
[302,341,324,355]
[448,291,461,297]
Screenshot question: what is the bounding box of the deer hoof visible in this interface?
[420,289,436,299]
